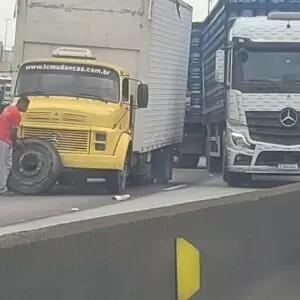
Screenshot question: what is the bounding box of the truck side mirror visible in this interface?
[137,84,149,108]
[215,49,225,84]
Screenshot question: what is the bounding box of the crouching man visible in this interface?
[0,96,30,195]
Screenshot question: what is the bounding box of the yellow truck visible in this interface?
[9,47,148,194]
[10,0,193,195]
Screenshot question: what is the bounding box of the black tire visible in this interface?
[178,154,200,169]
[7,138,63,195]
[153,147,173,184]
[227,172,251,188]
[106,153,129,195]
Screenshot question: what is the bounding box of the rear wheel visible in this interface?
[8,138,62,195]
[178,154,200,169]
[152,147,173,184]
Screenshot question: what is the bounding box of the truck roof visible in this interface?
[230,15,300,43]
[20,57,129,76]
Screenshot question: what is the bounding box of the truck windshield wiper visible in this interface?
[16,91,49,97]
[246,79,280,85]
[245,79,281,91]
[76,93,108,102]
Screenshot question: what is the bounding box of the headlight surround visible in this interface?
[231,132,254,149]
[94,132,106,151]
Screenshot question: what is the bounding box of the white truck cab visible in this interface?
[215,12,300,186]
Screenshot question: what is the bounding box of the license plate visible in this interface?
[277,164,298,170]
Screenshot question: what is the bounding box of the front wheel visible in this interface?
[8,138,62,195]
[105,154,129,195]
[227,172,251,188]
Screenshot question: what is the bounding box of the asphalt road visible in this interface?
[261,264,300,300]
[241,262,300,300]
[0,168,213,227]
[1,167,299,300]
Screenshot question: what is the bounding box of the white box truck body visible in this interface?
[10,0,193,194]
[13,0,192,152]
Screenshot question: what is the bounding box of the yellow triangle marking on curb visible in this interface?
[176,237,200,300]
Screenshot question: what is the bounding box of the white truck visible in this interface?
[11,0,193,194]
[213,12,300,186]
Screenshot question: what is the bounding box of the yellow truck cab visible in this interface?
[9,47,149,194]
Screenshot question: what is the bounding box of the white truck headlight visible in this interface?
[231,132,253,149]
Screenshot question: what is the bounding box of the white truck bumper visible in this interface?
[227,143,300,180]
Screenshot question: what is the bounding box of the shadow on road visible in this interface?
[41,180,169,197]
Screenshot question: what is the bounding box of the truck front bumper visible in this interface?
[61,153,124,170]
[227,143,300,179]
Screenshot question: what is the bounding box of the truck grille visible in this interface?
[26,112,87,124]
[27,112,51,121]
[256,151,300,166]
[23,127,89,153]
[246,111,300,145]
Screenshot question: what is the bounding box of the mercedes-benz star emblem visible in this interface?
[279,108,298,128]
[49,132,63,146]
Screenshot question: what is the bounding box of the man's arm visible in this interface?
[11,128,18,146]
[10,109,22,147]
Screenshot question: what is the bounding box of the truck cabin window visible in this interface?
[232,47,300,93]
[122,78,129,102]
[15,63,120,102]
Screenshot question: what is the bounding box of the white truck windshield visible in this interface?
[233,48,300,93]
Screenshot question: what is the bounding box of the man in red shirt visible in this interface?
[0,96,30,195]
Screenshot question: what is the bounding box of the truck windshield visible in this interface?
[232,48,300,93]
[15,62,120,102]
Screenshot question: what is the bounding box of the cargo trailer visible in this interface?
[177,22,206,168]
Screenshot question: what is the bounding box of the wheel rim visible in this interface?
[19,151,43,177]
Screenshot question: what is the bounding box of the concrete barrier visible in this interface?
[1,183,300,300]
